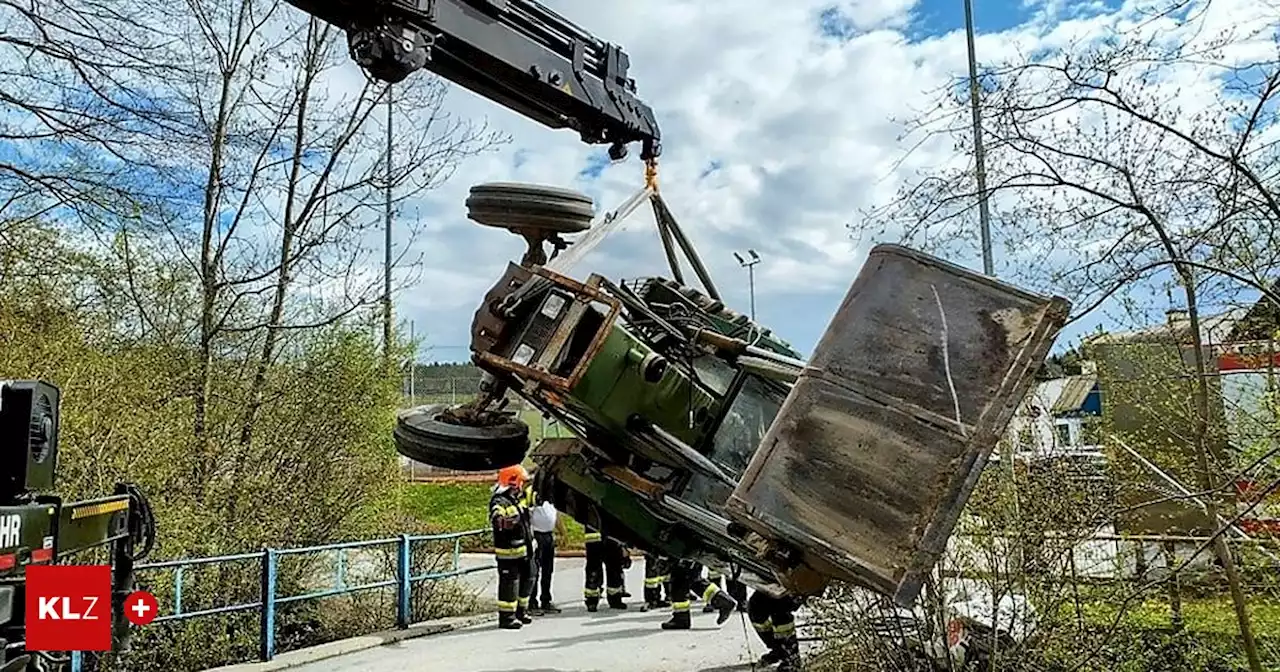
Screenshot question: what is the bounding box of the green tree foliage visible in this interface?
[0,0,508,665]
[1,209,428,670]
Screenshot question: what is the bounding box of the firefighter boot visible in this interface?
[499,613,523,630]
[776,649,802,672]
[516,605,533,625]
[661,609,692,630]
[759,648,784,666]
[710,591,737,625]
[585,597,599,613]
[776,632,802,670]
[607,589,628,610]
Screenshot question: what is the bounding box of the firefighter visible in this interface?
[662,558,736,630]
[583,524,628,610]
[747,590,802,670]
[490,465,534,629]
[640,551,671,611]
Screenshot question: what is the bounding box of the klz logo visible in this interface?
[0,514,19,548]
[25,565,112,651]
[37,596,100,620]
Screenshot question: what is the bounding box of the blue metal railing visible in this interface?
[70,529,493,670]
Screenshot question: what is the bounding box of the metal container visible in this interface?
[725,244,1070,606]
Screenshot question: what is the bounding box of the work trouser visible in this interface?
[530,530,555,607]
[583,530,605,607]
[664,559,735,628]
[643,553,670,605]
[672,562,716,613]
[583,531,626,608]
[748,591,800,666]
[604,538,627,601]
[496,552,534,625]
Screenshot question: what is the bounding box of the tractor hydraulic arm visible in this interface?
[283,0,663,161]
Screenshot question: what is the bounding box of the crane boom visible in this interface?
[284,0,662,161]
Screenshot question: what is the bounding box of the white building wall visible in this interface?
[1004,379,1100,459]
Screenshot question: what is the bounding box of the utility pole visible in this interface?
[963,0,1017,576]
[382,85,394,364]
[963,0,994,276]
[408,320,416,404]
[733,250,761,320]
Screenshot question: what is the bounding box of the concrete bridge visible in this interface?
[210,556,800,672]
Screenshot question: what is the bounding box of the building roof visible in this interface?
[1021,374,1098,417]
[1084,307,1250,348]
[1051,374,1098,415]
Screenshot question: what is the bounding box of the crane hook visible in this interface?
[644,158,659,192]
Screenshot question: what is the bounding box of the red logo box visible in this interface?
[25,565,112,651]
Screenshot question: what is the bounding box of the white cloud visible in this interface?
[16,0,1251,358]
[349,0,1274,356]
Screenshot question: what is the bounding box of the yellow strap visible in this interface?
[584,533,602,542]
[607,587,624,595]
[495,546,527,558]
[497,600,517,612]
[644,577,663,587]
[752,619,773,632]
[672,601,691,612]
[518,597,530,607]
[702,584,720,602]
[583,588,602,597]
[657,575,670,582]
[774,622,796,636]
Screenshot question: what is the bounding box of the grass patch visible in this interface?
[401,481,587,550]
[1072,596,1280,637]
[521,408,572,443]
[403,481,492,533]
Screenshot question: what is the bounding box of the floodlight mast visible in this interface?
[735,249,761,320]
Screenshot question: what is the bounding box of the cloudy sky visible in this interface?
[349,0,1252,363]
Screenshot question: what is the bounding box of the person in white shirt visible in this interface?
[528,496,561,614]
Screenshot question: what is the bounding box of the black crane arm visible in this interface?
[284,0,662,161]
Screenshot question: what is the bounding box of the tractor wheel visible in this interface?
[394,404,530,471]
[466,182,594,234]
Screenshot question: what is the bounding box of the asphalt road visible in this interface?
[291,557,774,672]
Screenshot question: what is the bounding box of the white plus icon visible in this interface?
[124,590,157,625]
[131,598,151,619]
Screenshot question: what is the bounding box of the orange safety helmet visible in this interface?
[497,464,529,488]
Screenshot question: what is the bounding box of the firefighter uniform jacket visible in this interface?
[520,483,536,534]
[490,486,528,561]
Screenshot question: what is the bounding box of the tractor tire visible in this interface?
[394,404,530,471]
[466,182,594,234]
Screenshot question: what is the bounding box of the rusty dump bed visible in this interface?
[725,244,1070,607]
